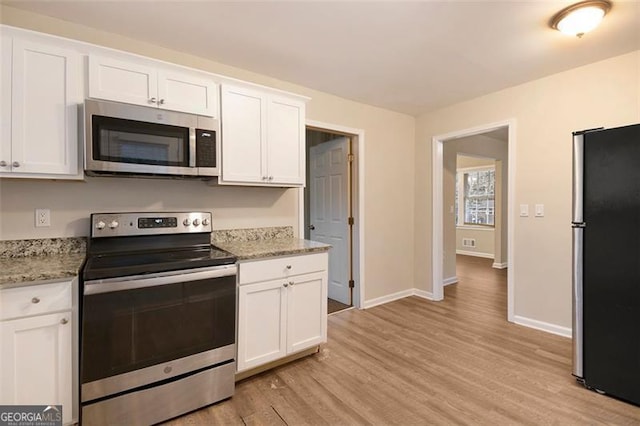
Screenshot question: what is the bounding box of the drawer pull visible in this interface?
[60,318,68,325]
[31,297,40,304]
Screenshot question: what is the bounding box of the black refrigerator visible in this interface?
[572,123,640,406]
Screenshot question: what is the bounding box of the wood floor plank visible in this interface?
[164,255,640,425]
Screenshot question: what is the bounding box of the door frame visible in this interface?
[432,119,516,322]
[300,120,365,309]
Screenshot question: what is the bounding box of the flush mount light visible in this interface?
[550,0,612,38]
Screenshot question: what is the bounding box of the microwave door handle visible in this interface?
[189,128,196,168]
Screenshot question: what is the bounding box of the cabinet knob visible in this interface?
[31,297,40,304]
[268,176,274,181]
[0,161,6,167]
[289,281,294,286]
[60,318,68,325]
[159,99,165,105]
[283,283,288,288]
[12,161,20,168]
[286,265,292,270]
[262,176,267,180]
[149,97,157,104]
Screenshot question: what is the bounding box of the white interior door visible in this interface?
[309,137,350,305]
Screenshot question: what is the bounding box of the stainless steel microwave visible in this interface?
[84,99,219,178]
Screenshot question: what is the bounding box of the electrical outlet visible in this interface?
[35,209,51,227]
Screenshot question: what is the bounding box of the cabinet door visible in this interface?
[267,95,305,185]
[0,312,72,425]
[10,39,81,175]
[157,70,217,117]
[287,271,327,354]
[89,55,158,107]
[220,85,266,184]
[237,279,287,372]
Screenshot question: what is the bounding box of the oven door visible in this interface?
[81,265,236,403]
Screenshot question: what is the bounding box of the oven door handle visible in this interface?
[83,264,237,295]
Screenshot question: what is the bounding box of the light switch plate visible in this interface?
[519,204,529,217]
[535,204,544,217]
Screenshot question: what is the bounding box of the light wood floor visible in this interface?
[165,255,640,425]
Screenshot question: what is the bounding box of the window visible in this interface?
[456,167,495,226]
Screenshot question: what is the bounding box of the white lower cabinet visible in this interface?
[237,252,328,372]
[0,279,75,425]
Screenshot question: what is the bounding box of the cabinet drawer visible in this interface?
[239,252,327,285]
[1,280,72,321]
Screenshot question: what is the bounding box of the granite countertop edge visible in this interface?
[218,239,332,261]
[0,252,85,289]
[1,234,330,288]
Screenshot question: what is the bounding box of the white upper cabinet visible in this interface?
[267,95,305,185]
[89,55,218,117]
[0,32,82,178]
[88,56,157,107]
[220,84,306,187]
[220,85,266,183]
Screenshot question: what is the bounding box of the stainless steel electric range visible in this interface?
[79,212,237,425]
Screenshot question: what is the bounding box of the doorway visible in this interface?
[302,121,364,312]
[432,120,515,322]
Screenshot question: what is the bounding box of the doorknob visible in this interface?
[308,225,315,230]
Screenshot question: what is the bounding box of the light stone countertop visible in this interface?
[215,238,331,261]
[0,228,330,288]
[0,253,85,288]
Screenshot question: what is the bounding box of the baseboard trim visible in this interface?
[363,294,572,339]
[412,289,435,301]
[363,288,437,308]
[492,262,508,269]
[513,315,572,338]
[363,289,415,309]
[456,249,494,259]
[443,276,458,286]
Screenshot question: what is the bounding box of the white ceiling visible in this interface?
[4,1,640,116]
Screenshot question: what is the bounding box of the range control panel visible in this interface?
[90,212,212,238]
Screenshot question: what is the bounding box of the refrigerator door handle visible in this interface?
[572,131,585,379]
[572,226,584,378]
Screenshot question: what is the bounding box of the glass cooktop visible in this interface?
[83,246,236,281]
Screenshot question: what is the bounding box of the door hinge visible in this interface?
[348,217,354,225]
[348,279,355,288]
[347,154,355,163]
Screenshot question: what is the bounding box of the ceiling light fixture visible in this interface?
[550,0,612,38]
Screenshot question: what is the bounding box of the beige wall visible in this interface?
[443,137,508,278]
[0,6,416,303]
[457,155,494,169]
[415,50,640,329]
[455,227,494,257]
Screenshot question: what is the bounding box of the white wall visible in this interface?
[415,50,640,330]
[0,5,416,303]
